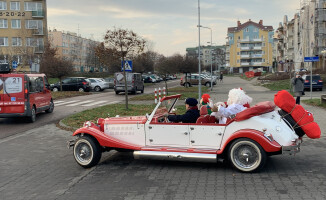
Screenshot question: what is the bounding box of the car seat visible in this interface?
[196,106,211,124]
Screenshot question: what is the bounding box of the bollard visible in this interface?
[154,88,157,104]
[163,87,166,98]
[159,87,161,101]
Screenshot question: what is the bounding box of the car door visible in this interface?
[2,74,25,114]
[61,78,71,91]
[145,123,190,147]
[189,125,225,149]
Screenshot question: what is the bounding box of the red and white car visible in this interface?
[69,94,303,172]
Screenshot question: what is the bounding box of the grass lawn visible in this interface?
[260,79,291,91]
[62,103,187,129]
[51,91,91,100]
[130,86,209,101]
[302,98,326,109]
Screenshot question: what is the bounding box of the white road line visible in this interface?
[82,100,108,107]
[66,100,95,107]
[55,100,80,106]
[54,101,64,104]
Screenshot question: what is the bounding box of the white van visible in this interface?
[114,72,144,94]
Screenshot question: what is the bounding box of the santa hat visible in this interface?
[227,88,252,105]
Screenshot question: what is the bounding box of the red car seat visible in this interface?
[196,106,209,124]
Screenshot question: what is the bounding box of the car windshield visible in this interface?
[154,96,179,115]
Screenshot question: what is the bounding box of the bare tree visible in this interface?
[103,28,146,109]
[40,42,73,90]
[132,51,156,73]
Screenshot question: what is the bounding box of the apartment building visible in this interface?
[186,45,226,72]
[0,0,47,70]
[49,29,101,72]
[226,19,274,73]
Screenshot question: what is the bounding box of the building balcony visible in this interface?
[34,45,44,54]
[240,47,250,51]
[253,46,262,50]
[33,28,44,36]
[240,62,250,66]
[32,10,44,18]
[252,62,263,66]
[240,55,250,58]
[239,38,250,43]
[252,54,263,58]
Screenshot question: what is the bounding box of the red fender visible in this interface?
[217,129,282,154]
[73,127,142,150]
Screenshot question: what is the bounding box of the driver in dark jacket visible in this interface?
[167,98,200,123]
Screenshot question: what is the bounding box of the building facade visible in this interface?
[226,19,274,73]
[49,29,102,72]
[0,0,47,71]
[186,45,226,72]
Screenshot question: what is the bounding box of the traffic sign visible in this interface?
[121,60,132,72]
[12,61,18,69]
[304,56,319,62]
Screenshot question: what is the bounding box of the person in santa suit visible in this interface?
[211,88,252,124]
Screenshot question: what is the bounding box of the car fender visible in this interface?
[218,129,281,154]
[73,127,142,150]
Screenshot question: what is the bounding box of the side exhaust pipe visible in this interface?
[133,151,217,163]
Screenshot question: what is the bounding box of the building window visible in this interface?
[12,37,22,46]
[237,52,240,55]
[0,1,7,10]
[262,43,265,47]
[0,37,8,46]
[24,2,42,11]
[10,2,20,10]
[245,28,249,32]
[25,20,42,29]
[0,19,8,28]
[254,28,258,32]
[237,60,240,63]
[26,37,36,46]
[11,19,21,28]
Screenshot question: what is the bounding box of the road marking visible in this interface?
[54,101,64,104]
[82,100,107,107]
[55,100,80,106]
[66,100,95,106]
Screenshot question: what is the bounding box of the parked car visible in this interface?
[87,78,110,92]
[0,71,53,122]
[103,78,114,89]
[302,74,323,91]
[142,75,156,83]
[68,94,309,172]
[50,77,91,92]
[180,74,215,87]
[114,72,144,94]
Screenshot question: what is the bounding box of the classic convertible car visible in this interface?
[68,92,320,172]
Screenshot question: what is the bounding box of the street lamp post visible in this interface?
[201,26,213,91]
[198,0,202,101]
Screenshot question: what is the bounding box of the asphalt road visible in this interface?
[0,77,325,200]
[0,79,181,139]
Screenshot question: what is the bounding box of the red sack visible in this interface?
[301,122,321,139]
[274,90,296,113]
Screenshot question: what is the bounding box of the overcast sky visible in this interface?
[47,0,299,56]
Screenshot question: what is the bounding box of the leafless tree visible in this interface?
[103,28,146,109]
[40,42,73,90]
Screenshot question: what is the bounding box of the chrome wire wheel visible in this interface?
[228,139,266,172]
[73,136,101,168]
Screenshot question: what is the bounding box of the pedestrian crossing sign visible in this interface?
[121,60,133,72]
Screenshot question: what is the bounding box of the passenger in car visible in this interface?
[165,98,200,123]
[211,88,252,124]
[200,93,213,114]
